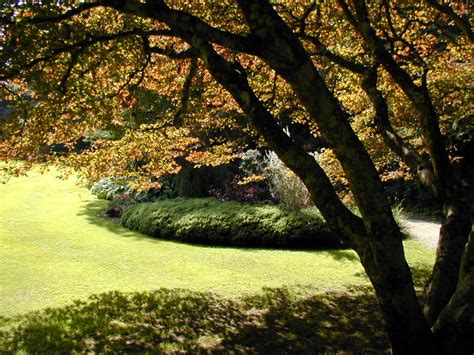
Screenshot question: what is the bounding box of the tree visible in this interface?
[0,1,472,353]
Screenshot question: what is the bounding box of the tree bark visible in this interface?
[432,231,474,354]
[424,200,472,325]
[338,2,473,348]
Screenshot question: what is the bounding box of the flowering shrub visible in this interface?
[90,176,172,202]
[90,178,127,200]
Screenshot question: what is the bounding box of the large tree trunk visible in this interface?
[146,0,452,351]
[432,231,474,354]
[186,2,438,352]
[424,199,472,325]
[355,228,436,354]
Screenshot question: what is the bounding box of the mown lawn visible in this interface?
[0,168,436,351]
[0,168,435,316]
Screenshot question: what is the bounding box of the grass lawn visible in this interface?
[0,168,436,351]
[0,168,435,317]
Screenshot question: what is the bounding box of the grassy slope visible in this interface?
[0,169,435,317]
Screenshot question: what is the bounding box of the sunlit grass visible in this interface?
[0,168,435,318]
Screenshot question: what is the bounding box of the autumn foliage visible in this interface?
[0,1,473,353]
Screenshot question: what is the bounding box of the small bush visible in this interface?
[91,176,173,202]
[121,198,344,249]
[104,194,137,219]
[90,178,126,200]
[264,150,313,210]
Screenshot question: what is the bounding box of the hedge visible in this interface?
[121,198,344,249]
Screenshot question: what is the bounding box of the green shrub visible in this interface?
[121,198,344,249]
[383,178,442,217]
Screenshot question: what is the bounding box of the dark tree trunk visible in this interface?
[192,1,438,351]
[432,231,474,354]
[424,199,472,325]
[355,232,437,354]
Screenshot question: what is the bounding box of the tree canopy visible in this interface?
[1,1,472,353]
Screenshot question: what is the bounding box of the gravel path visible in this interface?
[403,216,441,250]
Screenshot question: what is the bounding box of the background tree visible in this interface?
[0,1,472,353]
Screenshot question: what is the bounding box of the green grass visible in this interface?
[0,168,435,320]
[0,287,391,353]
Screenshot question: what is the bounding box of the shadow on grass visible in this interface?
[410,264,433,288]
[0,287,390,353]
[76,199,159,242]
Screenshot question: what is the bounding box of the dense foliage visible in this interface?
[121,198,343,249]
[0,1,472,352]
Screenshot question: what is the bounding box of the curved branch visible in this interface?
[99,0,259,55]
[59,50,80,94]
[0,29,175,81]
[361,66,440,193]
[300,33,367,74]
[425,0,474,43]
[174,56,198,126]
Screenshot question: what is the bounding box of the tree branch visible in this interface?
[114,47,151,99]
[0,29,175,80]
[298,1,317,34]
[300,33,367,74]
[336,0,360,30]
[382,0,427,69]
[425,0,474,43]
[58,50,80,94]
[147,45,195,59]
[342,0,452,197]
[27,3,101,24]
[174,56,198,126]
[361,66,439,193]
[99,0,259,55]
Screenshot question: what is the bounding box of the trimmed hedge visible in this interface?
[121,198,344,249]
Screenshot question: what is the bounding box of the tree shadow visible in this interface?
[0,287,390,353]
[409,264,433,288]
[325,249,359,261]
[228,286,389,353]
[76,199,163,243]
